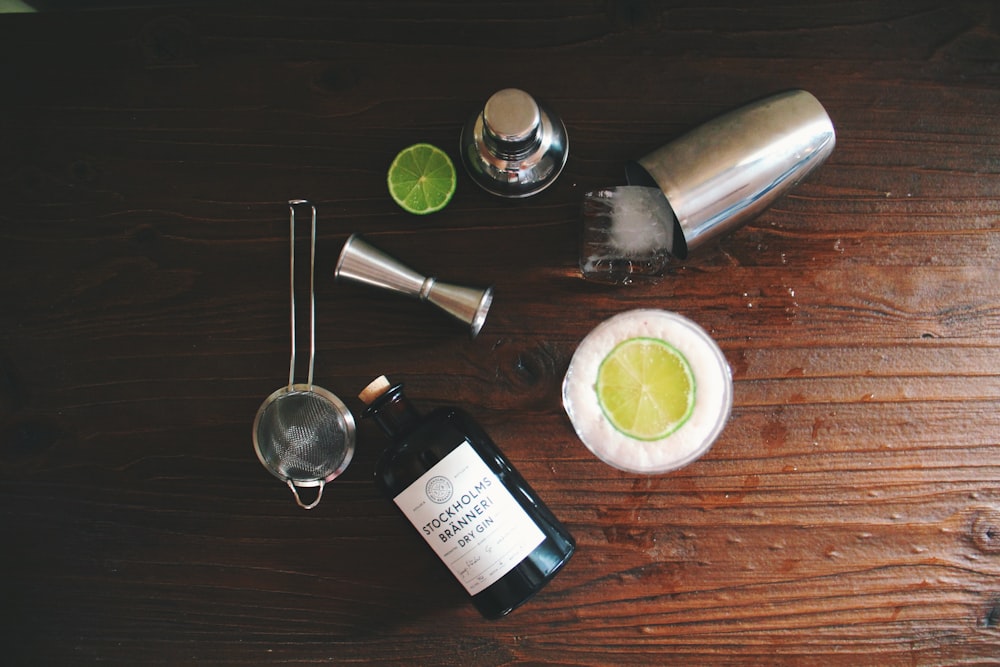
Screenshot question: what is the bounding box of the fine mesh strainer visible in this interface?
[252,200,355,510]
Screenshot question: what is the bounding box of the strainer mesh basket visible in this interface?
[256,389,352,481]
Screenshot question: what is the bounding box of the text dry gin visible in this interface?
[359,375,576,618]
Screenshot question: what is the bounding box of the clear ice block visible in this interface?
[579,186,677,285]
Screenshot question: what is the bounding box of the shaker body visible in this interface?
[633,89,836,258]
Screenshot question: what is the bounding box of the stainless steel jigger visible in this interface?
[334,234,494,338]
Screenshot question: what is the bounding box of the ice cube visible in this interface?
[605,186,673,254]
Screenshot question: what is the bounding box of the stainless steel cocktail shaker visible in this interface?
[582,89,836,284]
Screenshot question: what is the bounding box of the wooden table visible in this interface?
[1,2,998,664]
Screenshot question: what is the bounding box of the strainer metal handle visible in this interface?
[287,479,325,510]
[287,198,316,390]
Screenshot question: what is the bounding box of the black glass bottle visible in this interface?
[359,375,575,619]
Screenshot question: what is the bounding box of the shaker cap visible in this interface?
[460,88,569,198]
[483,88,541,144]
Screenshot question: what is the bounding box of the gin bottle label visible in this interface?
[392,441,545,595]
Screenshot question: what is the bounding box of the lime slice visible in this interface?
[387,143,456,215]
[595,336,695,441]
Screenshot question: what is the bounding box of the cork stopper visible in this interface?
[358,375,392,406]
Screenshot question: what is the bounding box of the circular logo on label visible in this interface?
[425,476,453,504]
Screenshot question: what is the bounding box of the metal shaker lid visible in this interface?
[629,89,835,258]
[460,88,569,198]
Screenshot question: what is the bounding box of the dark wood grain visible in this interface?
[1,1,998,664]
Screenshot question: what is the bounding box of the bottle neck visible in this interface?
[364,383,422,439]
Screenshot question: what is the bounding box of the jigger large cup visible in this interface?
[334,234,494,338]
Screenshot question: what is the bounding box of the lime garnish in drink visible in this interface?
[595,337,695,440]
[387,143,456,215]
[562,309,733,475]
